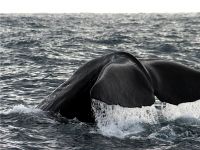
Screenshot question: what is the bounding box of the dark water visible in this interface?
[0,13,200,150]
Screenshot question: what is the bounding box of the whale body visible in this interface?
[37,52,200,122]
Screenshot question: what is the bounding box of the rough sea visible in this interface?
[0,13,200,150]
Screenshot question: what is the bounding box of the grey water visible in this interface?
[0,13,200,150]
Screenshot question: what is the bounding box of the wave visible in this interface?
[92,99,200,138]
[0,105,58,126]
[3,39,41,49]
[0,104,42,115]
[158,43,179,53]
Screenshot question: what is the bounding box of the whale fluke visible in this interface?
[144,60,200,105]
[91,56,155,107]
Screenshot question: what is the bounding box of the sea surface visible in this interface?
[0,13,200,150]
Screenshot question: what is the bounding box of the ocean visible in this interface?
[0,13,200,149]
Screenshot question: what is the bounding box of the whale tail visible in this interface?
[144,60,200,105]
[38,52,200,123]
[38,52,156,122]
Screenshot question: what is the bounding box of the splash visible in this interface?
[161,100,200,122]
[92,99,200,138]
[0,104,42,115]
[92,99,159,138]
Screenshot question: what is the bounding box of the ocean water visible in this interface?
[0,13,200,149]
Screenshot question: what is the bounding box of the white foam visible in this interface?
[161,100,200,121]
[92,100,159,138]
[92,99,200,138]
[1,104,42,115]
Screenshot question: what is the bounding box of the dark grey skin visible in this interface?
[37,52,200,123]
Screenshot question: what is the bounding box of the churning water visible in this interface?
[0,13,200,149]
